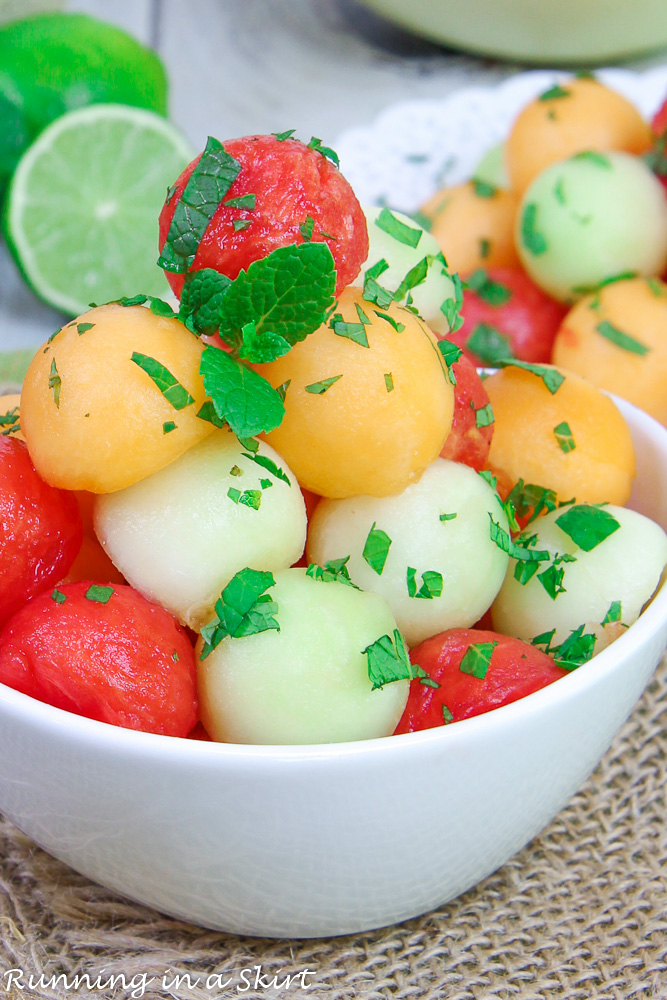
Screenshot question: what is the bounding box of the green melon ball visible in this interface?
[306,458,510,647]
[197,567,409,745]
[474,143,509,190]
[491,502,667,647]
[352,205,458,335]
[516,151,667,303]
[94,429,306,630]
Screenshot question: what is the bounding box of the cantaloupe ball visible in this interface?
[197,568,408,745]
[552,278,667,426]
[0,393,23,442]
[307,458,510,647]
[492,503,667,646]
[255,286,454,498]
[515,152,667,303]
[506,77,651,196]
[419,180,520,275]
[484,364,635,505]
[352,206,457,335]
[95,429,307,630]
[21,304,214,493]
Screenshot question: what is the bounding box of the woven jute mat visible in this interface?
[0,655,665,1000]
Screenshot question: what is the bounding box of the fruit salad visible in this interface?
[1,77,666,746]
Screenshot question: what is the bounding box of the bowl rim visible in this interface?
[0,397,665,766]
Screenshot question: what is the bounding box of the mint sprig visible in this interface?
[200,347,284,438]
[158,137,242,274]
[179,269,232,336]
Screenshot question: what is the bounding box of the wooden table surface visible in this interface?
[1,0,665,351]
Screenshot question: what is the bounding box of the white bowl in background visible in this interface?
[355,0,667,65]
[0,395,664,937]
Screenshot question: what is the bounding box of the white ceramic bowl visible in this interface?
[355,0,667,65]
[0,395,665,937]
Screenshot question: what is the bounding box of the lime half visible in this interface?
[4,104,193,315]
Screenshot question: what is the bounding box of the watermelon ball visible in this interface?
[0,437,82,627]
[159,134,368,298]
[451,267,567,365]
[0,581,198,736]
[395,628,567,733]
[439,352,494,472]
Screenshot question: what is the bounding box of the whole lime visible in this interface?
[0,12,168,191]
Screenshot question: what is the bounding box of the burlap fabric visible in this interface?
[0,651,665,1000]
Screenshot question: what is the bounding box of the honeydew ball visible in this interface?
[306,458,510,647]
[515,152,667,303]
[197,568,408,744]
[491,503,667,646]
[94,430,306,630]
[21,303,214,493]
[256,285,455,499]
[352,206,457,335]
[484,364,635,506]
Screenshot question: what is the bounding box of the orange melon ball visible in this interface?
[506,77,651,196]
[484,364,635,505]
[255,286,455,498]
[21,304,215,493]
[60,535,126,586]
[553,278,667,426]
[419,180,520,275]
[0,393,23,442]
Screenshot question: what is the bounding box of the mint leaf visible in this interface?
[200,568,279,659]
[306,557,360,589]
[179,269,233,336]
[330,313,369,348]
[393,257,429,303]
[465,269,512,306]
[50,588,67,605]
[440,272,464,334]
[158,137,241,273]
[459,641,498,679]
[305,375,342,394]
[553,421,575,453]
[76,322,95,335]
[215,242,335,350]
[475,403,494,428]
[438,339,463,384]
[273,129,296,141]
[375,208,422,248]
[602,600,622,625]
[406,567,444,600]
[520,203,548,255]
[384,372,394,392]
[506,479,557,525]
[163,421,177,434]
[225,194,256,210]
[131,353,195,410]
[362,523,392,575]
[200,346,285,437]
[85,585,114,604]
[48,359,61,407]
[498,359,565,394]
[196,400,225,428]
[596,320,650,356]
[239,320,291,363]
[227,487,262,510]
[307,136,340,168]
[466,323,513,364]
[241,450,291,486]
[555,504,621,551]
[489,515,551,564]
[472,178,497,198]
[364,629,415,690]
[539,84,570,101]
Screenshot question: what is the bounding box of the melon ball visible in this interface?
[197,567,409,744]
[419,180,520,275]
[94,429,306,630]
[552,277,667,426]
[352,206,458,335]
[21,303,214,493]
[256,285,454,498]
[492,503,667,646]
[484,364,635,505]
[506,76,651,196]
[306,459,510,647]
[515,151,667,303]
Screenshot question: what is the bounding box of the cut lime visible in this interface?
[0,12,167,190]
[4,104,194,315]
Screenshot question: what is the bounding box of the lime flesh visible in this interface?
[4,104,193,315]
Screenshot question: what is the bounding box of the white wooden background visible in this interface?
[1,0,665,351]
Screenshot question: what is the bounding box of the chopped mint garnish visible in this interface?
[233,219,252,232]
[555,504,621,551]
[602,600,622,625]
[131,353,195,410]
[553,421,575,453]
[330,314,369,348]
[539,84,570,101]
[76,322,95,335]
[225,194,256,210]
[50,588,67,604]
[362,523,392,575]
[304,374,343,394]
[227,488,262,510]
[596,320,649,356]
[158,136,242,273]
[572,151,612,169]
[375,207,422,247]
[85,584,114,604]
[442,705,454,723]
[437,339,462,384]
[506,479,557,525]
[521,203,548,256]
[364,629,421,690]
[489,515,551,564]
[440,272,464,334]
[163,421,177,434]
[273,129,296,141]
[440,512,457,522]
[307,136,340,167]
[393,257,429,303]
[466,323,513,365]
[466,269,512,306]
[459,641,498,680]
[300,215,315,241]
[241,450,291,485]
[472,178,497,198]
[306,556,360,589]
[48,359,61,407]
[475,403,494,428]
[406,567,444,600]
[497,359,565,394]
[200,568,279,659]
[384,372,394,392]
